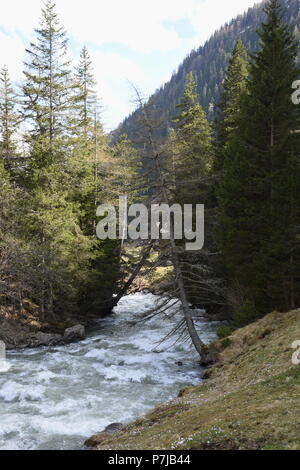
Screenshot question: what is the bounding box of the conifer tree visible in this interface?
[66,47,106,235]
[219,0,300,317]
[73,46,97,138]
[0,66,19,172]
[172,72,213,205]
[0,159,16,300]
[22,0,71,169]
[108,134,142,204]
[215,40,249,172]
[0,159,15,237]
[0,160,31,308]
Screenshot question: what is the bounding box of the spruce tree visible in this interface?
[219,0,300,317]
[73,46,97,138]
[215,40,249,172]
[0,66,19,173]
[108,134,142,203]
[22,0,71,169]
[65,46,108,236]
[172,71,213,205]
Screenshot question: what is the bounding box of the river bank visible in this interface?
[0,316,86,350]
[87,308,300,450]
[0,304,88,350]
[0,294,114,350]
[0,292,217,450]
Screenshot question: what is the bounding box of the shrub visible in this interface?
[217,325,234,339]
[221,338,232,348]
[233,299,260,328]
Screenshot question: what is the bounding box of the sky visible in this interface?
[0,0,259,131]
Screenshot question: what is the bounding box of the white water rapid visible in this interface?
[0,293,218,450]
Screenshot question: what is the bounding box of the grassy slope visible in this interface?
[94,309,300,450]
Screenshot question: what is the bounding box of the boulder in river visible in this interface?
[33,332,64,347]
[64,325,85,343]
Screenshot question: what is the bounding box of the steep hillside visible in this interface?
[86,309,300,450]
[114,0,300,141]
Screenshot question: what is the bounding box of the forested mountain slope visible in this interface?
[114,0,300,140]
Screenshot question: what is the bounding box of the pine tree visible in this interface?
[219,0,300,317]
[65,47,108,236]
[22,0,71,169]
[0,66,19,173]
[172,71,213,205]
[215,40,249,172]
[72,46,97,138]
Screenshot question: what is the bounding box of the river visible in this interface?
[0,292,217,450]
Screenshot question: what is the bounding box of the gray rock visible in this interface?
[0,317,87,350]
[104,423,123,434]
[0,318,64,350]
[64,324,85,343]
[84,423,123,448]
[34,332,63,347]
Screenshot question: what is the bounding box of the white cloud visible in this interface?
[189,0,261,47]
[57,0,183,53]
[1,0,259,54]
[0,0,40,33]
[63,0,255,54]
[0,31,25,79]
[90,50,148,131]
